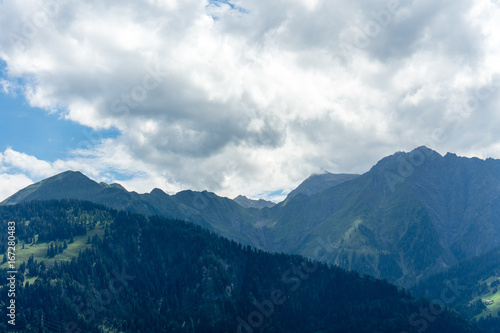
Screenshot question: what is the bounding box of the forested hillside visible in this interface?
[412,247,500,332]
[0,200,481,332]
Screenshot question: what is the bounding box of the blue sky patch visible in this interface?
[0,62,120,162]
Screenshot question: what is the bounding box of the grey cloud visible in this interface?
[1,0,500,200]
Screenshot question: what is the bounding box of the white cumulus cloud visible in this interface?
[1,0,500,202]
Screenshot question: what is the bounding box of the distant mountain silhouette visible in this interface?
[285,172,359,200]
[233,195,275,209]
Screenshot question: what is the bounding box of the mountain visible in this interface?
[285,172,359,200]
[4,147,500,289]
[259,146,500,287]
[0,200,481,332]
[1,171,262,247]
[233,195,276,209]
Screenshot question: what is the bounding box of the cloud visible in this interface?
[1,0,500,202]
[1,149,48,176]
[0,173,34,201]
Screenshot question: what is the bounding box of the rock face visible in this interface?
[4,147,500,287]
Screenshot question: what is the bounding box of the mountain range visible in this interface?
[3,146,500,289]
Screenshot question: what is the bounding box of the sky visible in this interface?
[1,0,500,203]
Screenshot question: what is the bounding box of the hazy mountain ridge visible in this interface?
[285,172,360,200]
[233,195,276,209]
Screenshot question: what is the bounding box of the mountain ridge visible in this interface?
[285,172,360,200]
[233,194,276,209]
[1,171,263,247]
[3,146,500,289]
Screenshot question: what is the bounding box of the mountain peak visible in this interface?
[59,170,84,175]
[286,172,359,200]
[444,152,458,158]
[371,146,441,174]
[49,170,86,181]
[150,188,168,196]
[412,145,439,155]
[1,170,103,205]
